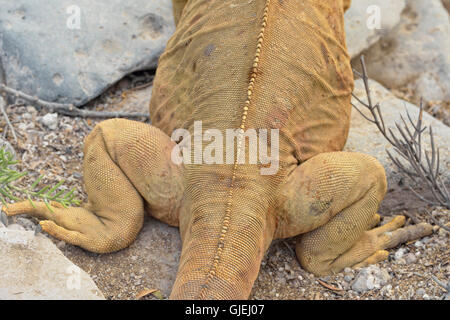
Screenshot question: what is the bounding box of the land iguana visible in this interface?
[5,0,433,299]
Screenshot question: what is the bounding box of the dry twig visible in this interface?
[352,56,449,214]
[0,96,18,143]
[317,279,344,292]
[0,83,149,120]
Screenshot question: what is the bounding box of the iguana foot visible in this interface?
[4,200,135,253]
[5,119,184,253]
[351,215,433,269]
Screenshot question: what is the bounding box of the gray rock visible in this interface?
[351,266,391,293]
[0,228,104,299]
[16,217,37,231]
[439,227,449,237]
[0,0,174,106]
[40,113,58,130]
[416,288,426,298]
[0,210,8,227]
[380,284,393,297]
[359,0,450,103]
[344,267,353,274]
[394,248,406,260]
[404,253,417,264]
[345,79,450,185]
[345,0,406,58]
[344,275,354,282]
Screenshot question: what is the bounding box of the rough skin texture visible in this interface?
[6,0,432,299]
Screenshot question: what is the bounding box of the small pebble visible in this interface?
[40,113,58,130]
[414,240,423,248]
[404,253,417,264]
[22,112,33,120]
[344,267,353,274]
[351,266,391,293]
[416,288,426,297]
[394,248,405,260]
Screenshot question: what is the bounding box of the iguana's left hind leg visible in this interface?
[275,152,432,276]
[4,119,184,253]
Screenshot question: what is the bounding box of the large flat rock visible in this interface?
[359,0,450,103]
[345,0,406,58]
[0,226,104,300]
[0,0,174,106]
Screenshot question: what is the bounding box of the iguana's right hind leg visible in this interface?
[276,152,432,276]
[5,119,184,253]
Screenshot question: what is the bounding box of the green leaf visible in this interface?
[0,146,81,209]
[152,290,164,300]
[43,199,54,213]
[27,194,37,209]
[30,175,44,189]
[35,185,50,196]
[45,180,65,197]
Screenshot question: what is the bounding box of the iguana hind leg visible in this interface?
[5,119,184,253]
[276,152,432,276]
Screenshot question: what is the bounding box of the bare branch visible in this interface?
[0,96,18,143]
[425,210,450,233]
[0,83,149,120]
[352,56,449,210]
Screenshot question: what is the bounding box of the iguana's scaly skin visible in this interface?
[6,0,432,299]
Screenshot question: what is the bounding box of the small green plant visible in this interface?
[0,147,81,212]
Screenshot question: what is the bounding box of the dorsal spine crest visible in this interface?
[197,0,271,298]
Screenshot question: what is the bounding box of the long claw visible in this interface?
[353,250,389,269]
[40,220,85,247]
[371,215,406,236]
[378,222,433,249]
[3,200,56,220]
